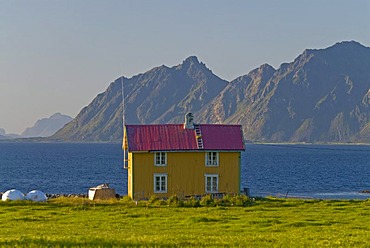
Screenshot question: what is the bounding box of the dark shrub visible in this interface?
[200,195,214,207]
[186,196,200,207]
[167,195,184,207]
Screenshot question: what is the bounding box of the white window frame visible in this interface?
[205,174,219,193]
[154,152,167,166]
[154,173,168,193]
[205,151,219,166]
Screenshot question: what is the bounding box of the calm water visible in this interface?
[1,142,370,199]
[0,143,126,195]
[243,144,370,199]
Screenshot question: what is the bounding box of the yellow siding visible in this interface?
[127,152,133,198]
[128,151,240,200]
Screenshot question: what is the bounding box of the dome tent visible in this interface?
[25,190,47,202]
[2,189,25,201]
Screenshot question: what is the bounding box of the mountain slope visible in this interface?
[198,63,276,136]
[51,41,370,143]
[203,41,369,142]
[261,41,370,142]
[52,56,228,142]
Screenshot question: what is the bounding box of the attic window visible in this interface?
[155,152,167,166]
[206,152,219,166]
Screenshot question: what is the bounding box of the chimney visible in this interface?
[184,113,194,129]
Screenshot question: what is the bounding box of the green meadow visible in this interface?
[1,196,370,247]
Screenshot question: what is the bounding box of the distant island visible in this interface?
[22,113,73,138]
[1,113,72,140]
[0,128,21,140]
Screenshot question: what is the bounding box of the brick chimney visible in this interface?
[184,113,194,129]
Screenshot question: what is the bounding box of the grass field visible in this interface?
[1,196,370,247]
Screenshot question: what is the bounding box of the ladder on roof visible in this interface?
[194,124,204,149]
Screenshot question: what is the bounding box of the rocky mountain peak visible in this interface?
[304,40,370,60]
[330,40,367,50]
[248,63,276,79]
[177,56,210,73]
[259,63,275,71]
[183,55,200,64]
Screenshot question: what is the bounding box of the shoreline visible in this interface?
[1,139,369,146]
[2,191,369,201]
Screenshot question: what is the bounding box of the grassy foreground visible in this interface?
[1,197,370,247]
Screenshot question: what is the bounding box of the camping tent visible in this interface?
[88,183,116,200]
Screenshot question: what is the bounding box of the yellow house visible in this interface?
[123,113,245,200]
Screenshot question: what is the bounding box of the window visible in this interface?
[155,152,167,166]
[205,174,218,193]
[206,152,219,166]
[154,174,167,193]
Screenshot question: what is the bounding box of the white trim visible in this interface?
[205,151,219,166]
[154,152,167,166]
[204,174,219,193]
[154,173,168,193]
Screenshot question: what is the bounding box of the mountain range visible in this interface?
[51,41,370,143]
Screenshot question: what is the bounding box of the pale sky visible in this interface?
[1,0,369,134]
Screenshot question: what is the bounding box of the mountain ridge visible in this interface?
[51,41,370,143]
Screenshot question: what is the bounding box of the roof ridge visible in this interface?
[126,123,241,127]
[125,123,183,126]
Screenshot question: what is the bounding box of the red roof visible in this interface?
[125,124,245,152]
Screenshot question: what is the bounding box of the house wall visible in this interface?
[127,152,133,198]
[128,151,241,200]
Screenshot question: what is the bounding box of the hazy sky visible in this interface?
[1,1,369,134]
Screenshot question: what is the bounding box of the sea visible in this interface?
[1,142,370,199]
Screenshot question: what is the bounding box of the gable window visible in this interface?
[205,174,218,193]
[155,152,167,166]
[206,151,219,166]
[154,174,167,193]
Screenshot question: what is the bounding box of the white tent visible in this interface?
[25,190,47,202]
[88,183,116,200]
[2,189,25,201]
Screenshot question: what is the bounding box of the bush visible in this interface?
[167,195,184,207]
[146,196,167,207]
[155,199,167,206]
[148,195,159,204]
[186,196,200,207]
[215,194,233,206]
[212,194,252,207]
[231,195,251,206]
[200,195,214,207]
